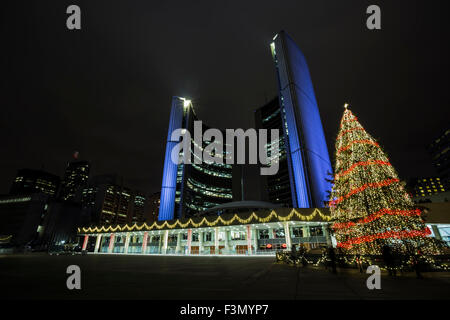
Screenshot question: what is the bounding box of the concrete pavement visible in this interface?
[0,253,449,299]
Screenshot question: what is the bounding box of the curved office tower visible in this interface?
[267,31,332,208]
[158,97,239,221]
[159,31,332,221]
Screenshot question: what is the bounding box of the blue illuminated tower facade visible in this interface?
[158,97,239,221]
[158,98,185,221]
[268,31,332,208]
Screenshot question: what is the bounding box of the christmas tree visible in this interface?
[329,104,441,255]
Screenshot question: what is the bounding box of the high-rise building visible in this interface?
[158,98,242,220]
[132,192,146,224]
[429,128,450,190]
[145,191,160,223]
[10,169,60,198]
[0,193,49,247]
[255,98,291,206]
[82,174,147,225]
[407,177,447,199]
[258,31,332,208]
[158,31,332,221]
[60,160,90,201]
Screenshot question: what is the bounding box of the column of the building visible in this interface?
[302,225,310,238]
[94,234,102,253]
[268,227,274,239]
[252,227,258,254]
[323,224,332,246]
[148,234,153,253]
[224,230,230,254]
[162,230,169,254]
[176,231,182,254]
[124,233,131,254]
[199,230,204,255]
[142,231,149,254]
[187,229,192,254]
[246,225,252,255]
[431,225,442,240]
[214,227,219,254]
[302,225,310,250]
[82,235,89,251]
[267,227,274,251]
[284,221,291,250]
[158,233,163,253]
[108,233,115,253]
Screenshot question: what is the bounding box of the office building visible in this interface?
[60,160,90,201]
[265,31,332,208]
[82,174,147,226]
[40,200,87,248]
[158,31,332,220]
[408,177,446,200]
[158,98,242,220]
[255,98,292,206]
[429,128,450,190]
[145,191,160,223]
[0,193,49,248]
[10,169,60,198]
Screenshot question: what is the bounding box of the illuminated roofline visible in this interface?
[78,208,331,234]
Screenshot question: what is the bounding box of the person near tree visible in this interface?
[327,246,337,274]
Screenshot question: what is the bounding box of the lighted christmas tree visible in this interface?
[329,104,442,255]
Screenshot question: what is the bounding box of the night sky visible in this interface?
[1,1,449,199]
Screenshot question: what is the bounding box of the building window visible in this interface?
[181,233,188,240]
[204,232,212,242]
[259,229,269,239]
[218,231,225,241]
[192,233,199,242]
[274,228,285,238]
[310,226,323,236]
[292,227,303,238]
[231,231,246,240]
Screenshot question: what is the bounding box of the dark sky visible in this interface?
[1,0,449,199]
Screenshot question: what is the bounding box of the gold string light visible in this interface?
[78,208,331,234]
[0,235,12,241]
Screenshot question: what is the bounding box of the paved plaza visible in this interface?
[0,253,449,300]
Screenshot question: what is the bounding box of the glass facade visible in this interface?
[159,97,239,220]
[255,98,293,206]
[268,31,333,208]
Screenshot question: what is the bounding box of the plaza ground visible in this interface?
[0,253,449,300]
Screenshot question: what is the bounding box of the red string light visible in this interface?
[337,227,432,249]
[336,127,365,141]
[332,208,422,230]
[335,160,391,180]
[329,178,400,207]
[337,139,380,154]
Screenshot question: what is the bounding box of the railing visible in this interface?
[292,236,327,244]
[257,236,327,246]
